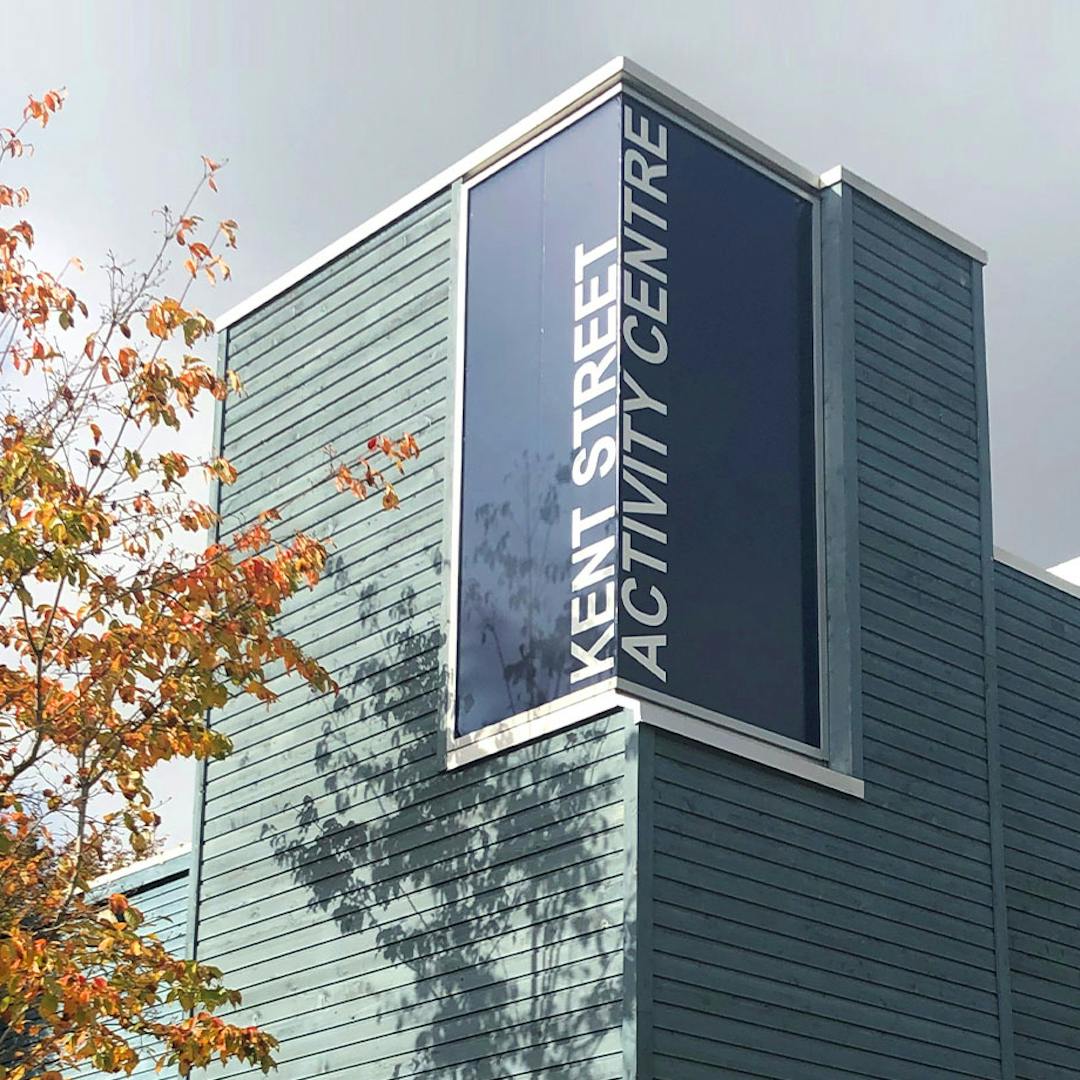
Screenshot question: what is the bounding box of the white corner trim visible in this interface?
[89,843,192,889]
[625,696,864,798]
[445,683,621,770]
[820,165,988,265]
[447,684,863,798]
[994,546,1080,603]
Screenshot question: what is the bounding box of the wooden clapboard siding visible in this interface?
[192,190,627,1080]
[648,188,1006,1079]
[77,851,190,1080]
[180,146,1080,1080]
[995,561,1080,1079]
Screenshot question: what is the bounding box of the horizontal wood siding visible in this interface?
[78,853,190,1080]
[995,561,1080,1079]
[649,190,1003,1078]
[194,192,626,1079]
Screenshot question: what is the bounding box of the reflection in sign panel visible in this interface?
[455,100,621,736]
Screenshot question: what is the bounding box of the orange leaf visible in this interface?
[117,347,137,376]
[146,304,168,339]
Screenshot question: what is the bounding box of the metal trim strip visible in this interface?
[218,58,989,330]
[994,546,1080,603]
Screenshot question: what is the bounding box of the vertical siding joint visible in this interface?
[184,327,229,964]
[821,183,863,779]
[623,720,654,1079]
[972,265,1017,1080]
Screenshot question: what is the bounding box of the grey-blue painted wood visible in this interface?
[182,127,1080,1080]
[995,561,1080,1080]
[78,851,190,1080]
[644,188,1008,1079]
[193,190,629,1079]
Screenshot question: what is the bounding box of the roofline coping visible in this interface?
[819,165,988,264]
[90,842,192,891]
[216,55,989,332]
[994,546,1080,604]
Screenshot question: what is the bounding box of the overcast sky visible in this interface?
[6,0,1080,844]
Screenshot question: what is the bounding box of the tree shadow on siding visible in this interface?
[260,455,625,1079]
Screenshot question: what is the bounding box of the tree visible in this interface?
[0,90,418,1078]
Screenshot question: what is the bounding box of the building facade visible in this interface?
[115,59,1080,1080]
[82,849,191,1080]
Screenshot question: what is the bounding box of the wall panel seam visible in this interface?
[624,723,655,1079]
[972,265,1017,1079]
[184,326,227,963]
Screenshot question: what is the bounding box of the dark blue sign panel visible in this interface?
[616,97,819,746]
[456,94,820,747]
[456,99,622,735]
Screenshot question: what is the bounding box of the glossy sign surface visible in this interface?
[456,95,819,746]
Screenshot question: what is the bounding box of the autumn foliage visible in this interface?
[0,91,417,1077]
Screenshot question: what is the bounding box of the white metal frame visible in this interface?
[448,684,862,797]
[440,76,861,798]
[442,87,622,773]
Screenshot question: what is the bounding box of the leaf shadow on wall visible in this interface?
[238,453,625,1078]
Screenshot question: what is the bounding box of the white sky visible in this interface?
[6,0,1080,844]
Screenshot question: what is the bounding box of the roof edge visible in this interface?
[820,165,988,265]
[994,546,1080,603]
[621,58,820,191]
[217,56,990,331]
[216,56,627,331]
[90,842,192,891]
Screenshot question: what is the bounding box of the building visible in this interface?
[111,58,1080,1079]
[84,849,191,1080]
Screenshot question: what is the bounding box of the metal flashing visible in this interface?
[820,165,988,265]
[216,57,626,331]
[620,58,819,191]
[629,696,864,798]
[994,545,1080,604]
[218,57,989,331]
[447,686,863,796]
[445,682,620,771]
[89,843,192,892]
